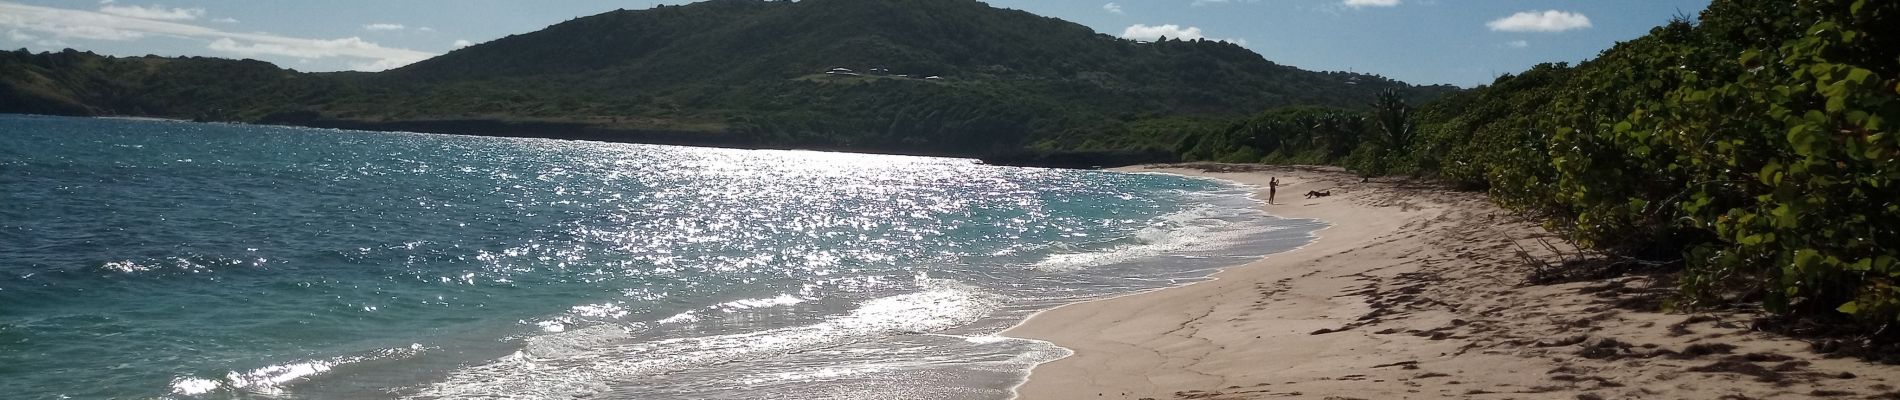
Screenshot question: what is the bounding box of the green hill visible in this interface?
[0,0,1454,159]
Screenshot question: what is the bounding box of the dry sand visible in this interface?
[1005,164,1900,399]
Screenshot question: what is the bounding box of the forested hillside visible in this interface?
[1191,0,1899,330]
[0,0,1454,160]
[0,50,341,119]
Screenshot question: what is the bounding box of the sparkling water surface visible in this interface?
[0,115,1321,399]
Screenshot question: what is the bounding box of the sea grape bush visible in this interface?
[1407,0,1899,323]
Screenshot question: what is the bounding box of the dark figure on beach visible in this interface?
[1268,177,1279,204]
[1305,190,1331,199]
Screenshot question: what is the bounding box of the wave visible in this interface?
[405,279,1000,399]
[643,293,812,326]
[168,344,430,397]
[96,254,260,275]
[1033,189,1276,272]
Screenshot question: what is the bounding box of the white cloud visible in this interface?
[1119,24,1245,45]
[98,4,204,21]
[18,23,148,41]
[1122,24,1202,41]
[452,39,472,48]
[416,26,435,32]
[1506,40,1529,48]
[364,23,405,31]
[207,35,428,71]
[212,17,237,23]
[1343,0,1400,8]
[7,29,68,48]
[0,3,436,71]
[1487,10,1592,32]
[210,36,384,59]
[1103,2,1123,14]
[349,57,417,71]
[7,29,35,42]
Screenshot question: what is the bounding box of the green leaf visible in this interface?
[1846,68,1873,85]
[1773,203,1801,227]
[1788,126,1818,156]
[1811,22,1839,36]
[1794,249,1823,270]
[1851,258,1874,272]
[1839,301,1861,315]
[1739,50,1761,67]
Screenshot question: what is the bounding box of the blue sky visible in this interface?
[0,0,1709,87]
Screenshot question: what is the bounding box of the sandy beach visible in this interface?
[1006,164,1900,399]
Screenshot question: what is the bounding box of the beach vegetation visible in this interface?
[1181,0,1898,330]
[1401,0,1900,327]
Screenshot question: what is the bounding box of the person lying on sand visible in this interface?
[1304,190,1331,199]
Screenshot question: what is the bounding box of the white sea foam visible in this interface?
[524,324,645,358]
[645,293,810,327]
[168,343,429,396]
[735,365,888,385]
[655,310,701,324]
[1033,199,1278,271]
[405,280,999,399]
[715,293,807,310]
[168,377,220,396]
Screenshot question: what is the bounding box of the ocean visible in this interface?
[0,115,1322,399]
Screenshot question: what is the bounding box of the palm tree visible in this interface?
[1373,89,1416,156]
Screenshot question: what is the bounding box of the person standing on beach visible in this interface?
[1268,177,1279,204]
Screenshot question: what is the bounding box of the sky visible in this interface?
[0,0,1711,87]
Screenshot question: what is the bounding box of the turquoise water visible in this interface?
[0,115,1321,399]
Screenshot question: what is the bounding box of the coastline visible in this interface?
[1005,164,1900,399]
[10,113,1167,169]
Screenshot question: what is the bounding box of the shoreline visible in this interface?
[1001,165,1373,399]
[1004,164,1900,399]
[999,168,1334,398]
